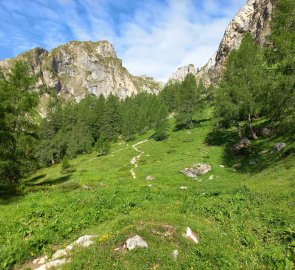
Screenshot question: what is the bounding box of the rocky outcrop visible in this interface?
[169,64,196,83]
[180,163,212,177]
[0,41,162,102]
[196,0,273,85]
[169,0,273,85]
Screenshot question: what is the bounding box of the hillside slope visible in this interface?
[1,113,294,270]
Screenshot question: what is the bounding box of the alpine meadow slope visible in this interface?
[0,0,295,269]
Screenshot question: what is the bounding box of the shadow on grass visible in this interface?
[0,183,23,201]
[28,175,71,187]
[205,129,295,174]
[23,174,47,184]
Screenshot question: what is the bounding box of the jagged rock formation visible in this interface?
[169,64,196,83]
[196,0,273,85]
[169,0,273,85]
[0,41,162,102]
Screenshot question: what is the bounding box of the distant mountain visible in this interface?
[169,0,273,85]
[0,40,163,102]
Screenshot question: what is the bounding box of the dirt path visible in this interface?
[130,139,149,179]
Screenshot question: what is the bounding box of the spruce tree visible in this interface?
[215,33,266,138]
[264,0,295,132]
[0,61,38,183]
[175,73,198,129]
[153,103,169,141]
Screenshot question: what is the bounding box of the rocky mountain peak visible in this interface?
[0,40,162,105]
[168,64,196,83]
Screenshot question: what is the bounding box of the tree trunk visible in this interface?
[248,114,258,140]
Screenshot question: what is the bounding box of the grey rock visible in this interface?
[82,185,91,190]
[272,143,286,152]
[181,163,212,178]
[232,163,242,169]
[258,127,272,137]
[125,235,148,250]
[249,160,257,166]
[146,175,155,181]
[233,137,251,151]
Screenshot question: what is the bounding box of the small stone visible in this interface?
[130,157,137,165]
[180,186,188,190]
[272,143,286,152]
[232,163,242,169]
[219,165,224,168]
[126,235,148,250]
[209,175,214,180]
[148,184,153,188]
[258,127,272,137]
[249,160,257,166]
[172,249,179,261]
[146,175,155,181]
[82,185,91,190]
[233,137,250,151]
[260,150,268,155]
[184,227,199,244]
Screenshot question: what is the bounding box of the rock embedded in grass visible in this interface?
[66,235,97,250]
[272,143,286,152]
[180,163,212,177]
[35,258,69,270]
[233,137,250,151]
[184,227,199,244]
[125,235,148,250]
[146,175,155,181]
[172,249,179,261]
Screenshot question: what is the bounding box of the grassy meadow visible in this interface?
[0,112,294,270]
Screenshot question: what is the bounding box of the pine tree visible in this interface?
[215,33,266,138]
[153,103,169,141]
[175,73,198,129]
[264,0,295,132]
[0,61,38,183]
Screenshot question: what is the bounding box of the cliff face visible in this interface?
[169,0,273,85]
[169,64,196,83]
[0,41,162,102]
[196,0,273,85]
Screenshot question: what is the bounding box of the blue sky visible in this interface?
[0,0,245,81]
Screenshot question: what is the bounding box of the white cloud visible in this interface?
[115,0,244,81]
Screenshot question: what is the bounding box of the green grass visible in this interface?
[0,114,294,269]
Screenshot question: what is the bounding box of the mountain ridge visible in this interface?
[0,40,163,103]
